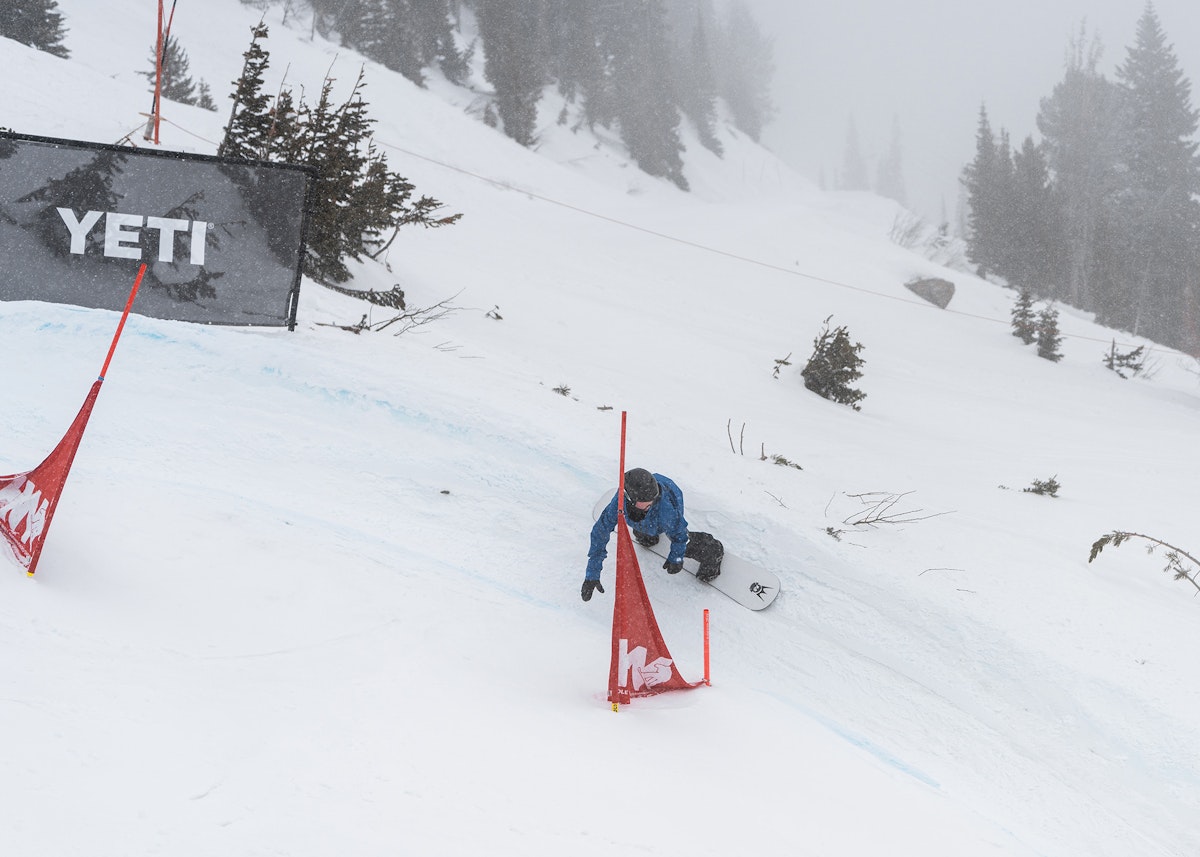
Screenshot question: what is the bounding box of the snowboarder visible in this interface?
[581,468,724,602]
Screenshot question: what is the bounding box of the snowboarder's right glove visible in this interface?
[581,578,605,602]
[663,560,684,574]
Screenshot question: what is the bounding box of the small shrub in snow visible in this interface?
[801,316,866,410]
[1103,340,1148,379]
[1023,476,1060,497]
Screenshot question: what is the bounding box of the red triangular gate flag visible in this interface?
[0,381,102,574]
[0,263,146,576]
[607,518,704,704]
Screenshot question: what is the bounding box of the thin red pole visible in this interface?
[99,264,147,380]
[612,411,629,713]
[617,411,627,516]
[703,609,711,686]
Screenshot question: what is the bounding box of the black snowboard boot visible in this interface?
[634,531,660,548]
[686,531,723,582]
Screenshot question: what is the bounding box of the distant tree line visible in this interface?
[962,6,1200,352]
[838,115,907,207]
[309,0,775,191]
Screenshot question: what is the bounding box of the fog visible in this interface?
[745,0,1200,224]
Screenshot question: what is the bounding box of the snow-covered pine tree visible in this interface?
[713,0,773,142]
[1007,135,1057,294]
[801,317,867,410]
[544,0,604,109]
[476,0,546,147]
[1111,5,1200,349]
[1036,305,1064,361]
[839,117,869,191]
[607,0,688,190]
[298,71,462,283]
[0,0,69,59]
[196,80,217,111]
[874,116,906,205]
[218,23,274,160]
[218,27,460,284]
[1036,24,1123,310]
[961,105,1009,278]
[141,34,206,107]
[673,5,723,157]
[410,0,468,84]
[1010,287,1037,344]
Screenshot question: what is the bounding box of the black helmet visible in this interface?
[624,468,660,505]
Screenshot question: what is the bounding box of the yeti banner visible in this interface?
[0,132,313,328]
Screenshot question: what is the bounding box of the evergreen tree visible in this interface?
[608,0,688,189]
[992,128,1018,276]
[1036,25,1125,310]
[961,105,1003,277]
[1112,4,1200,349]
[544,0,604,109]
[477,0,546,148]
[874,116,906,205]
[345,0,426,85]
[1036,305,1064,361]
[1007,135,1058,292]
[1010,287,1038,344]
[714,0,773,141]
[675,7,722,157]
[218,27,461,284]
[0,0,69,58]
[141,34,214,108]
[411,0,468,84]
[196,80,218,112]
[801,317,866,411]
[839,117,869,191]
[218,23,274,160]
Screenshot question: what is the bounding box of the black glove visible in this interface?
[663,559,683,574]
[581,578,605,602]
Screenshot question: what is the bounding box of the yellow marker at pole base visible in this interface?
[611,702,619,713]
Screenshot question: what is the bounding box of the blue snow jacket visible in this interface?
[585,474,688,581]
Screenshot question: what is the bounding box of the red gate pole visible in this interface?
[612,411,629,712]
[99,264,147,380]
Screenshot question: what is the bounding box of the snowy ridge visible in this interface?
[1,1,1199,855]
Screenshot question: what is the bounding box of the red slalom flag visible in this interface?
[0,264,146,576]
[607,412,703,706]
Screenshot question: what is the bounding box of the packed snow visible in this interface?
[1,2,1198,855]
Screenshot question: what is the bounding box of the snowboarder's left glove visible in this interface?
[663,560,683,574]
[581,578,605,602]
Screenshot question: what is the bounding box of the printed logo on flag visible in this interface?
[618,639,675,692]
[0,475,46,565]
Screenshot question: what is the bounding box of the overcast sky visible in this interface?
[744,0,1200,224]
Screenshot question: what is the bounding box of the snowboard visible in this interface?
[592,492,780,611]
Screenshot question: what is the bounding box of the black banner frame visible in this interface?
[0,130,316,331]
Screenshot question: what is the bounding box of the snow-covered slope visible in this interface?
[2,2,1198,855]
